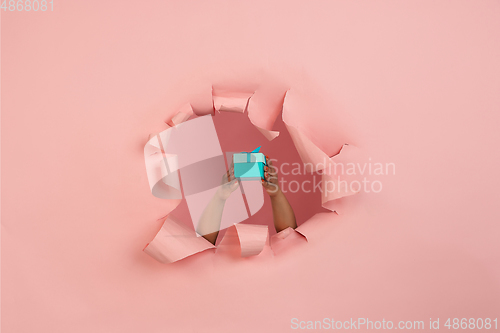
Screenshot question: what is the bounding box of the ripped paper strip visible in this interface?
[143,88,363,263]
[166,103,194,127]
[218,224,270,257]
[213,89,253,113]
[270,227,307,255]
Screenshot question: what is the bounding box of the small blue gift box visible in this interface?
[233,146,267,180]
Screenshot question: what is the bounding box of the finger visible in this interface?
[269,164,277,176]
[265,161,276,176]
[267,157,277,173]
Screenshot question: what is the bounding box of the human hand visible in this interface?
[261,155,280,197]
[217,163,239,200]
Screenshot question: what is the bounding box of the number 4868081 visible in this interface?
[444,318,497,330]
[1,0,53,11]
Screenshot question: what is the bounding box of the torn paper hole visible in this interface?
[143,87,363,264]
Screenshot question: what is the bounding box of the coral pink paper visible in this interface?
[212,89,253,113]
[3,1,500,332]
[216,224,270,258]
[234,224,269,257]
[143,216,215,264]
[166,103,194,127]
[143,87,363,263]
[270,227,307,255]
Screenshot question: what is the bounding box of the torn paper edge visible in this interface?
[143,88,363,263]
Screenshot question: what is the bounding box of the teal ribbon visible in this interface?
[245,146,261,162]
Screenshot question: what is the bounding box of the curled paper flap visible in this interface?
[212,89,254,113]
[294,218,313,240]
[235,224,269,257]
[217,224,269,257]
[254,126,280,141]
[247,89,283,141]
[147,133,161,150]
[143,216,215,264]
[166,103,194,127]
[270,227,307,255]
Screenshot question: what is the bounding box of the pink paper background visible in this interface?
[2,1,500,332]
